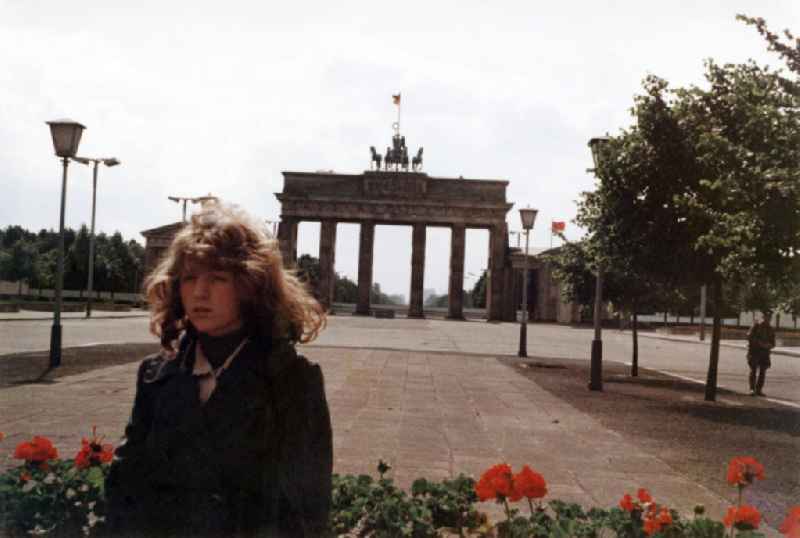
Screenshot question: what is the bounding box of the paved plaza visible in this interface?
[1,315,796,535]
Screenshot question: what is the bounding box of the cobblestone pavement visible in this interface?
[1,316,795,535]
[0,350,787,535]
[2,315,798,402]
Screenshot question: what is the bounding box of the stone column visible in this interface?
[408,223,426,318]
[277,217,299,266]
[447,224,466,320]
[355,221,375,315]
[486,223,507,321]
[318,220,337,311]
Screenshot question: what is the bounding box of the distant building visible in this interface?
[140,222,184,274]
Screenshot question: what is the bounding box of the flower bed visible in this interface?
[0,432,797,537]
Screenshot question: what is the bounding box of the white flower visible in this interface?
[43,473,56,484]
[79,484,89,492]
[66,488,76,499]
[21,480,37,493]
[88,501,96,510]
[87,511,105,527]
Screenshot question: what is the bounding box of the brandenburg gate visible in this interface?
[275,162,514,321]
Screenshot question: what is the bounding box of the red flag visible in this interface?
[392,93,401,105]
[551,221,566,233]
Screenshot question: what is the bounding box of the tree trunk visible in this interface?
[17,280,23,298]
[704,277,723,402]
[663,311,668,328]
[631,306,639,377]
[736,312,741,327]
[690,313,694,325]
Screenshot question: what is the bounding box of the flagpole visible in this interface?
[397,93,401,132]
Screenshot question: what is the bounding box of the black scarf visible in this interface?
[197,327,248,370]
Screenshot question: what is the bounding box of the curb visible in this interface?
[637,332,800,358]
[0,314,150,322]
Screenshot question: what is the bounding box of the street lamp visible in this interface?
[518,206,538,358]
[45,119,86,368]
[168,194,219,222]
[587,136,610,390]
[73,156,121,317]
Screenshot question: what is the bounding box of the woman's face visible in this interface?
[179,264,243,336]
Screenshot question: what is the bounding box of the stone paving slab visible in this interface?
[1,345,774,534]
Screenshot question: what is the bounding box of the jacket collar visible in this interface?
[147,333,298,384]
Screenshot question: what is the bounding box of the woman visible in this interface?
[104,202,332,537]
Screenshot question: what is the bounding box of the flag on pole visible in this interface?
[551,221,566,234]
[392,93,401,105]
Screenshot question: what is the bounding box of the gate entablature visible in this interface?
[277,171,512,227]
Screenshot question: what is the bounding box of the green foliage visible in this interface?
[575,15,800,399]
[471,271,487,309]
[0,225,145,296]
[297,253,400,305]
[0,456,778,538]
[411,475,484,533]
[0,460,108,537]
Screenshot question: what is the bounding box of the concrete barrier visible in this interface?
[20,302,85,313]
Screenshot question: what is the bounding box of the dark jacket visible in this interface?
[103,335,333,537]
[747,322,776,367]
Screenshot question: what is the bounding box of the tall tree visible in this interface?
[582,26,799,400]
[470,270,487,309]
[0,239,37,296]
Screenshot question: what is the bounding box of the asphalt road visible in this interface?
[1,315,798,404]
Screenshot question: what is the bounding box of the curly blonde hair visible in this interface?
[144,202,325,351]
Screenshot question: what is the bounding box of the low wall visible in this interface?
[91,303,132,312]
[0,303,20,313]
[21,302,85,313]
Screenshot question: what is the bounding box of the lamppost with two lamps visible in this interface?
[45,119,86,368]
[72,156,121,317]
[517,207,538,358]
[587,136,610,391]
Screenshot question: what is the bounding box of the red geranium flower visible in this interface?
[475,463,520,502]
[642,506,673,536]
[637,488,653,503]
[643,518,660,536]
[619,493,636,512]
[19,472,31,483]
[657,508,673,526]
[780,506,800,538]
[74,427,114,470]
[14,436,58,465]
[512,465,547,499]
[724,505,761,530]
[726,456,765,487]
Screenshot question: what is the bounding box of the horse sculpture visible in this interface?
[384,146,394,170]
[412,147,424,171]
[370,146,382,171]
[400,147,409,171]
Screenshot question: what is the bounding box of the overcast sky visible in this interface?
[1,1,796,299]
